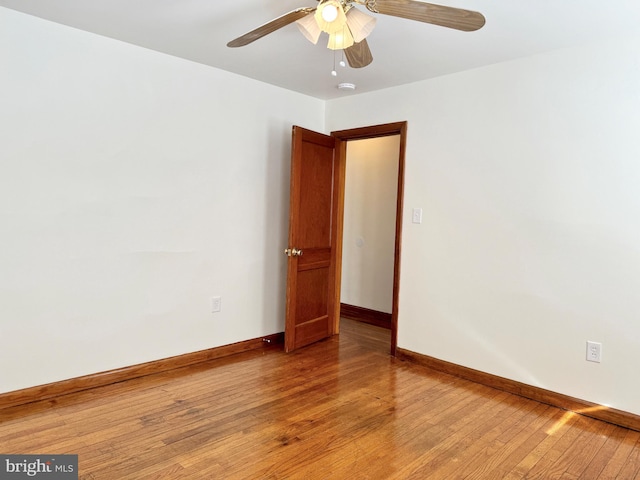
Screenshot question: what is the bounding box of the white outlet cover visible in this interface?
[586,341,602,363]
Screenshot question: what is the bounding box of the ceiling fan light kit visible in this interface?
[297,2,375,51]
[315,2,376,47]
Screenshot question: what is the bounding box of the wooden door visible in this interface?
[284,126,344,352]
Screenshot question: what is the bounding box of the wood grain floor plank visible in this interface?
[1,319,639,479]
[392,392,523,478]
[452,403,560,479]
[576,424,629,479]
[545,417,615,478]
[433,401,550,479]
[563,421,618,478]
[590,429,640,479]
[502,411,581,480]
[614,434,640,480]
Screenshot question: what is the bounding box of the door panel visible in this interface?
[284,126,342,352]
[297,142,334,248]
[295,268,329,322]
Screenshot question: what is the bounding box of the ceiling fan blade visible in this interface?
[344,39,373,68]
[227,8,315,47]
[375,0,485,32]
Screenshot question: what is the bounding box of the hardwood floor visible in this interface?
[1,319,639,479]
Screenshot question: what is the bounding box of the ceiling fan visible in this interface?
[227,0,485,69]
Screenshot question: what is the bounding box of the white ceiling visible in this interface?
[2,0,639,100]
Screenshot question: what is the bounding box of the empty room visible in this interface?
[1,0,640,478]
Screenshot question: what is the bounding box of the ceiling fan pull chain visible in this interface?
[332,48,338,76]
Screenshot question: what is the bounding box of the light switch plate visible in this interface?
[212,296,222,313]
[412,208,423,224]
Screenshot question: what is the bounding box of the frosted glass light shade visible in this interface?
[296,13,321,44]
[321,4,339,22]
[315,0,347,35]
[327,28,354,50]
[346,7,377,43]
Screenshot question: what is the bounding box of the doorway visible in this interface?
[340,136,399,327]
[332,122,407,355]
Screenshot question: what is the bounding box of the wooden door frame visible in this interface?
[331,121,407,356]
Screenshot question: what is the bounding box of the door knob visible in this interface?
[284,248,303,257]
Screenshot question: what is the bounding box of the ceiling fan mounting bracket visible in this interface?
[353,0,380,14]
[318,0,380,14]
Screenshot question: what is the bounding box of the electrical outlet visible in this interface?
[586,341,602,363]
[212,296,222,313]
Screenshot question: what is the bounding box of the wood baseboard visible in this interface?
[340,303,391,329]
[396,348,640,432]
[0,332,284,410]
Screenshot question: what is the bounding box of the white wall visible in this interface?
[341,137,399,313]
[0,7,324,393]
[327,36,640,415]
[4,6,640,419]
